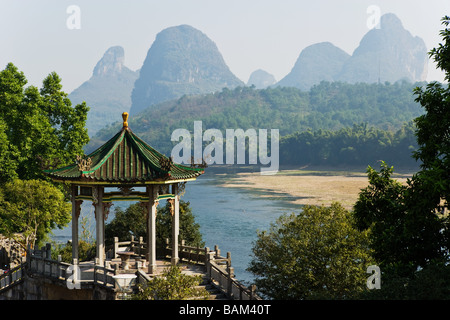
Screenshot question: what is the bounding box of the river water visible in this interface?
[50,171,301,284]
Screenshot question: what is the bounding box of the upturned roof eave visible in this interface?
[46,176,202,186]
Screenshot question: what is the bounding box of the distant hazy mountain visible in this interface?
[247,69,276,88]
[276,42,350,90]
[275,13,428,90]
[72,13,428,137]
[337,13,428,84]
[130,24,244,115]
[69,46,138,135]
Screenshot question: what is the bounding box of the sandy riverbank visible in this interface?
[219,168,411,210]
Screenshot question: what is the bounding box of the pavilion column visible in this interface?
[71,185,82,263]
[146,185,158,274]
[171,183,180,265]
[94,186,105,265]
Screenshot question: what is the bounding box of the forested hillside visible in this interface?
[90,80,425,167]
[280,122,418,169]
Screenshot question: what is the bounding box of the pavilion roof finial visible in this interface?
[122,112,129,128]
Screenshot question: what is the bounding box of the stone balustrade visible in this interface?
[0,238,260,300]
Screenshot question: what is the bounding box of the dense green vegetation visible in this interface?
[133,265,209,300]
[0,63,90,248]
[92,80,425,169]
[0,63,89,183]
[0,179,71,251]
[280,122,418,168]
[248,203,373,299]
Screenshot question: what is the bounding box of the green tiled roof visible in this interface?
[44,117,204,184]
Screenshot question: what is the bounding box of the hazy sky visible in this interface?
[1,0,449,93]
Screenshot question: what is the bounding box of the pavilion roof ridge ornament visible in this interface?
[122,112,129,129]
[76,154,92,172]
[159,155,174,172]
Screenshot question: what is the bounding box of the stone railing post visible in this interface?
[139,236,144,257]
[26,243,31,268]
[227,266,234,298]
[72,258,79,286]
[45,243,51,260]
[205,247,212,276]
[113,264,119,291]
[103,260,108,285]
[214,245,220,258]
[250,285,257,300]
[203,247,208,264]
[113,237,119,259]
[57,255,62,278]
[165,238,170,257]
[181,239,185,260]
[130,235,135,252]
[196,244,201,264]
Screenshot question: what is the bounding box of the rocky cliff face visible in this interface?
[92,46,128,77]
[69,46,138,135]
[336,13,428,84]
[129,25,243,115]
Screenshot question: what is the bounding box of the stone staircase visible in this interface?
[181,264,228,300]
[193,277,228,300]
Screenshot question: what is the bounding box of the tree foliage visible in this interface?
[360,260,450,300]
[0,179,71,249]
[280,122,418,168]
[354,162,447,272]
[0,62,90,247]
[353,162,408,266]
[133,265,209,300]
[156,200,205,248]
[354,16,450,272]
[248,203,373,299]
[0,63,89,183]
[411,17,450,215]
[353,17,450,299]
[105,200,204,248]
[52,214,96,263]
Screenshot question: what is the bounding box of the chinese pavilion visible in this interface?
[44,112,204,273]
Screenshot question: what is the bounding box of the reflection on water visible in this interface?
[51,172,301,284]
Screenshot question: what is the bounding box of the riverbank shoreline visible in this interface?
[213,166,412,210]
